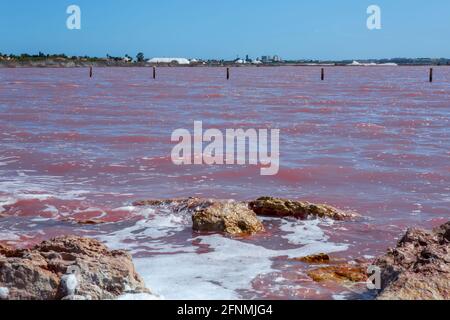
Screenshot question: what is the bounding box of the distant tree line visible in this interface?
[1,52,449,66]
[0,52,145,63]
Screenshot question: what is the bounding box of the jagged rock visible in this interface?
[0,236,149,300]
[307,264,368,283]
[249,197,359,220]
[293,253,331,264]
[192,201,265,235]
[134,197,359,221]
[374,221,450,300]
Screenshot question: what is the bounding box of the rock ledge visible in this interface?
[0,236,149,300]
[374,221,450,300]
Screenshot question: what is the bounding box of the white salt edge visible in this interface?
[97,211,349,300]
[118,292,161,300]
[131,232,347,299]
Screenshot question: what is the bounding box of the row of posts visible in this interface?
[88,66,436,82]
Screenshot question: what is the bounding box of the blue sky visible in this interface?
[1,0,449,60]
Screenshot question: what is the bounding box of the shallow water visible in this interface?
[0,66,449,299]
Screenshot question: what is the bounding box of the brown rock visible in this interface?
[374,221,450,300]
[68,218,106,225]
[135,196,359,221]
[293,253,331,264]
[134,198,265,235]
[192,201,265,236]
[133,199,174,207]
[249,197,359,220]
[0,236,149,300]
[0,243,11,256]
[308,264,368,283]
[77,219,104,225]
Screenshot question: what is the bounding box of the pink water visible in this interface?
[0,67,449,299]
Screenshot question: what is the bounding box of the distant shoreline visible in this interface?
[1,56,449,68]
[1,61,449,68]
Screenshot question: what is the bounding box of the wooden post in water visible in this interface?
[429,68,433,83]
[321,68,324,81]
[227,67,230,80]
[89,66,93,78]
[153,66,156,79]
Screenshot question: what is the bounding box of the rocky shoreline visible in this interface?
[1,196,448,300]
[0,236,150,300]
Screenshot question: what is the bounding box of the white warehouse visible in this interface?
[147,57,190,65]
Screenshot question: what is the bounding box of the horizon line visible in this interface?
[2,52,450,62]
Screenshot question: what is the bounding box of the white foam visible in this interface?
[41,205,59,218]
[132,234,346,300]
[0,231,20,241]
[0,197,16,213]
[332,293,349,300]
[279,218,335,245]
[117,292,161,300]
[0,156,19,167]
[95,207,349,300]
[97,207,192,253]
[0,166,89,200]
[0,168,90,217]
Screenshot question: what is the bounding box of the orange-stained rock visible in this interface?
[0,243,11,256]
[293,253,331,264]
[308,264,368,283]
